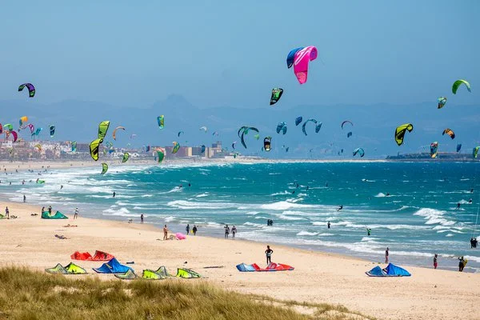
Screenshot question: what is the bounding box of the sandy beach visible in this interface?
[0,201,478,320]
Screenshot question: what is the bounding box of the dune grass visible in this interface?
[0,267,373,320]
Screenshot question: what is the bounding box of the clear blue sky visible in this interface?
[0,0,478,109]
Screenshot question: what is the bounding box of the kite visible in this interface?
[394,123,413,146]
[101,163,108,175]
[145,145,151,152]
[232,141,237,150]
[18,83,35,98]
[347,132,353,138]
[212,131,219,136]
[172,141,180,154]
[112,126,125,140]
[157,115,164,129]
[302,119,318,136]
[122,152,130,163]
[90,138,102,161]
[442,128,455,139]
[276,122,287,135]
[473,146,480,159]
[237,126,260,149]
[0,124,3,134]
[98,121,110,140]
[199,126,208,133]
[286,47,304,69]
[3,124,13,132]
[430,142,439,158]
[295,116,303,126]
[456,144,462,153]
[71,141,77,152]
[156,148,165,163]
[177,131,184,137]
[341,120,353,129]
[49,125,55,138]
[201,145,206,153]
[452,79,471,94]
[353,148,365,158]
[32,128,42,137]
[315,122,322,133]
[291,46,317,84]
[130,134,137,139]
[263,137,272,152]
[437,97,447,109]
[270,88,284,105]
[28,124,35,134]
[7,131,18,143]
[19,116,28,128]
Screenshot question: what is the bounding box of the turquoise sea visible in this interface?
[2,161,479,272]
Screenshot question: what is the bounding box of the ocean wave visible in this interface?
[260,201,314,211]
[275,214,305,221]
[195,193,209,198]
[167,200,236,210]
[296,231,318,236]
[413,208,455,226]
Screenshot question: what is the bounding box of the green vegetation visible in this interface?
[0,267,373,320]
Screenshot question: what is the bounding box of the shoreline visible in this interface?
[1,201,479,320]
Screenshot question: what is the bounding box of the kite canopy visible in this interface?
[263,137,272,152]
[101,163,108,174]
[157,115,164,129]
[430,142,439,158]
[341,120,353,129]
[353,148,365,158]
[199,126,207,133]
[286,47,304,69]
[270,88,284,105]
[177,131,184,137]
[237,126,259,149]
[302,119,318,136]
[19,116,28,128]
[276,122,287,135]
[71,141,77,152]
[394,123,413,146]
[41,211,68,219]
[473,146,480,159]
[18,83,35,97]
[437,97,447,109]
[442,128,455,139]
[176,268,201,278]
[172,141,180,154]
[156,148,165,163]
[93,258,132,274]
[452,79,471,94]
[347,132,353,138]
[98,121,110,140]
[49,125,55,138]
[293,46,318,84]
[295,116,303,126]
[112,126,125,140]
[122,152,130,163]
[365,263,411,277]
[201,145,206,153]
[90,138,103,161]
[456,143,462,153]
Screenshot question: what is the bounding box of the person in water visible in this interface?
[113,191,116,198]
[224,224,230,239]
[367,228,371,236]
[457,202,461,209]
[458,256,466,272]
[140,214,144,224]
[265,245,273,265]
[327,221,331,229]
[433,254,438,269]
[337,205,343,211]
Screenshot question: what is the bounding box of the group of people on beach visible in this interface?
[224,224,237,239]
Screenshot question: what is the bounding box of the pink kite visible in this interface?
[175,233,186,240]
[293,46,317,84]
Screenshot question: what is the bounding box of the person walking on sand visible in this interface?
[74,208,78,219]
[5,207,9,219]
[232,225,237,238]
[224,224,230,239]
[385,247,389,263]
[186,224,190,234]
[433,254,438,269]
[163,225,168,240]
[192,225,197,236]
[265,245,273,265]
[140,214,144,224]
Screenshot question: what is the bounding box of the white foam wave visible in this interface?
[260,201,314,211]
[296,231,318,236]
[413,208,455,226]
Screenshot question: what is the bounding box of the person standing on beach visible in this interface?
[48,206,52,214]
[140,214,144,224]
[265,245,273,265]
[458,256,465,272]
[41,207,45,214]
[5,207,9,219]
[224,224,230,239]
[163,225,168,240]
[433,254,438,269]
[23,195,26,203]
[74,208,78,219]
[385,247,389,263]
[186,224,190,234]
[192,225,197,236]
[232,225,237,238]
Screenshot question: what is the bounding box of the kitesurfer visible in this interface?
[265,245,273,265]
[367,228,371,236]
[337,205,343,211]
[113,191,116,198]
[471,238,478,248]
[327,221,331,229]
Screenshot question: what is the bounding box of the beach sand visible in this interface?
[0,201,479,320]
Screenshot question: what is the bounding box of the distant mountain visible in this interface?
[1,95,478,159]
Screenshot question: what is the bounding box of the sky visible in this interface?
[0,0,479,109]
